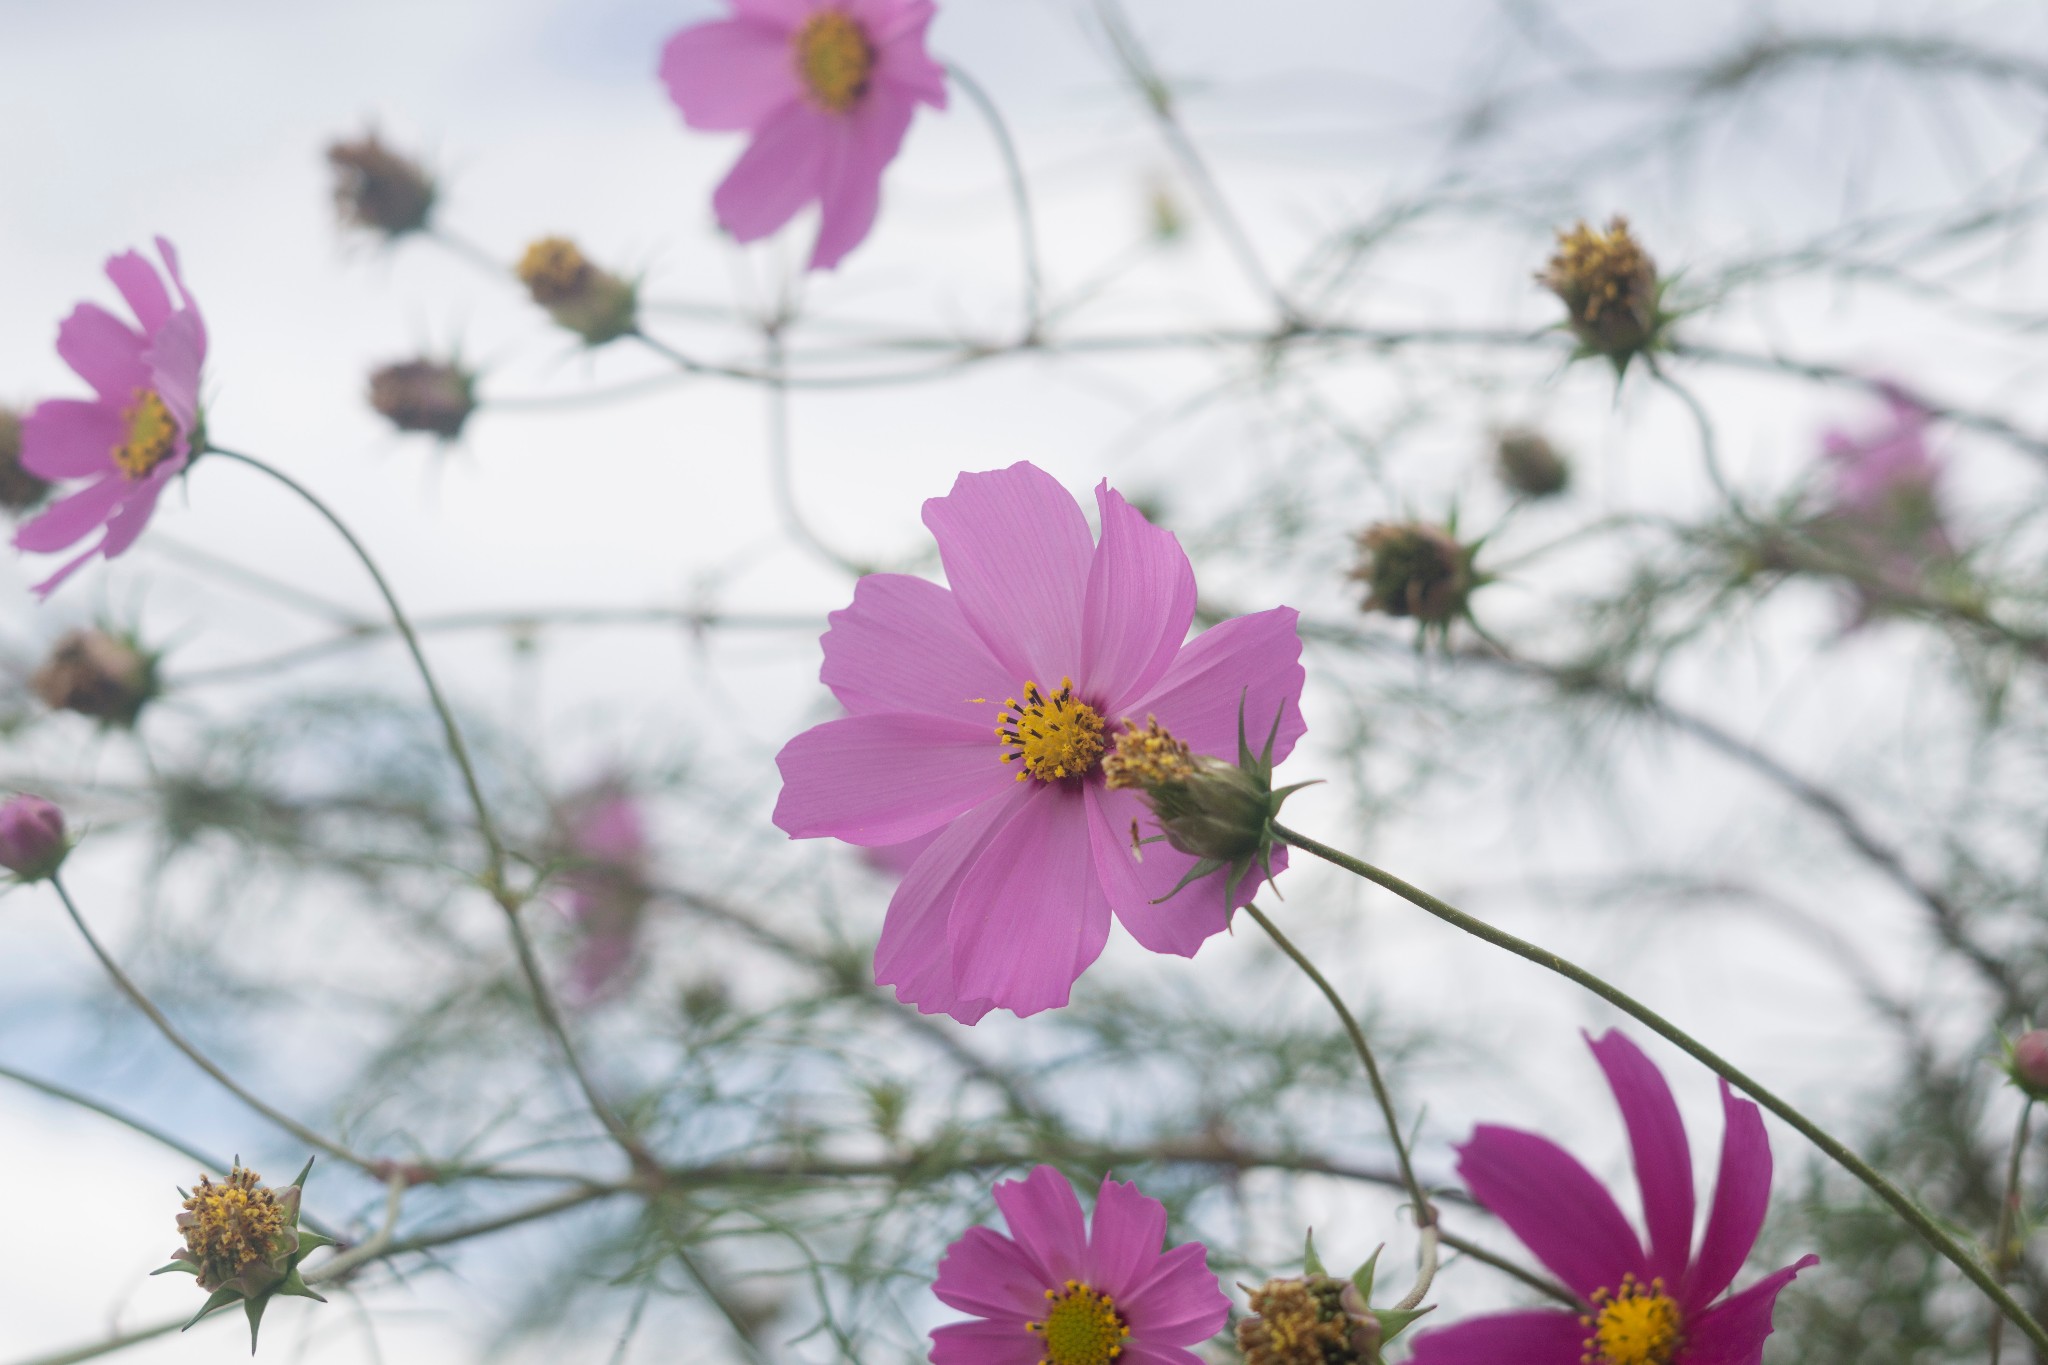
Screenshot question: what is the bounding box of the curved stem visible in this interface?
[943,61,1044,338]
[207,446,648,1171]
[1991,1099,2034,1365]
[1649,362,1747,519]
[47,874,375,1171]
[1270,821,2048,1354]
[1240,903,1436,1230]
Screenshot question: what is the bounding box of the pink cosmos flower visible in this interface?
[1812,386,1955,619]
[14,239,206,598]
[1408,1031,1816,1365]
[929,1165,1230,1365]
[772,462,1305,1023]
[658,0,948,271]
[554,782,653,1002]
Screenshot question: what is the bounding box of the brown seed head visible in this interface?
[1352,522,1474,624]
[327,134,437,237]
[1539,216,1660,360]
[368,360,476,439]
[32,628,155,727]
[0,407,49,513]
[1495,427,1570,499]
[1238,1276,1379,1365]
[176,1168,291,1291]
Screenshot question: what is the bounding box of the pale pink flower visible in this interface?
[659,0,948,271]
[554,783,653,1002]
[14,239,205,598]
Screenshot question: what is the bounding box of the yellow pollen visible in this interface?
[1546,217,1651,329]
[516,237,595,305]
[113,389,178,481]
[1102,716,1195,791]
[995,679,1105,783]
[179,1167,287,1284]
[1581,1276,1683,1365]
[793,10,874,113]
[1026,1280,1129,1365]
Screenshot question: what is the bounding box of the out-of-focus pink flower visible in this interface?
[929,1165,1230,1364]
[659,0,948,271]
[1811,386,1955,616]
[1408,1031,1816,1365]
[0,795,67,881]
[14,239,206,598]
[773,462,1305,1023]
[554,783,652,1002]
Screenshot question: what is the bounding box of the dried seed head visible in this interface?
[1539,216,1662,366]
[1238,1276,1381,1365]
[0,407,50,513]
[1495,427,1570,499]
[32,628,158,728]
[1351,522,1475,624]
[327,133,437,237]
[516,237,638,345]
[368,359,477,439]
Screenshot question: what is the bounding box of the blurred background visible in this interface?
[5,0,2048,1360]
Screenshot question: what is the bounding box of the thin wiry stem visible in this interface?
[944,61,1045,338]
[1270,821,2048,1356]
[1991,1099,2034,1365]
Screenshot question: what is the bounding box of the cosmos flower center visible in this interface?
[181,1167,287,1282]
[1028,1280,1130,1365]
[1583,1276,1683,1365]
[996,679,1105,783]
[114,389,178,481]
[793,10,874,113]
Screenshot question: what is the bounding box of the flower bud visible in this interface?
[368,359,477,439]
[1538,215,1666,373]
[156,1159,332,1348]
[0,795,67,881]
[0,406,50,513]
[2010,1030,2048,1098]
[1495,427,1570,499]
[516,237,638,346]
[1351,522,1476,625]
[327,133,437,237]
[1239,1276,1381,1365]
[32,627,159,727]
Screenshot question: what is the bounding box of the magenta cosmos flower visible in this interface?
[1409,1031,1816,1365]
[772,462,1305,1022]
[554,781,654,1002]
[659,0,948,270]
[14,238,205,598]
[930,1165,1229,1365]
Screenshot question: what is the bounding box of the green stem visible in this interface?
[1240,903,1435,1230]
[1990,1099,2034,1365]
[943,61,1044,338]
[48,874,374,1171]
[207,446,649,1171]
[1271,821,2048,1353]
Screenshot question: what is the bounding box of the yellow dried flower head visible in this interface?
[1539,216,1662,365]
[1103,716,1196,791]
[1238,1276,1379,1365]
[516,238,638,345]
[177,1168,289,1289]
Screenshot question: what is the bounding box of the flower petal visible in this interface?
[922,463,1094,685]
[1116,1241,1229,1346]
[810,82,918,270]
[1406,1310,1588,1365]
[1083,483,1196,708]
[1085,783,1277,958]
[20,399,120,480]
[932,1226,1049,1321]
[1680,1082,1773,1312]
[871,2,948,105]
[659,18,804,132]
[773,712,1010,845]
[1122,607,1305,764]
[56,303,148,403]
[928,1318,1041,1365]
[144,311,205,435]
[712,100,834,243]
[1680,1255,1817,1365]
[1084,1175,1166,1299]
[949,786,1107,1016]
[992,1166,1088,1284]
[154,237,207,355]
[30,542,106,600]
[13,475,125,554]
[819,572,1011,722]
[1456,1124,1646,1302]
[1587,1030,1695,1289]
[99,463,178,559]
[105,249,172,335]
[874,786,1027,1022]
[1113,1345,1207,1365]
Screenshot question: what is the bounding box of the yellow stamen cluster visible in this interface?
[1581,1275,1684,1365]
[996,679,1105,783]
[794,10,875,113]
[516,237,597,306]
[1103,716,1194,792]
[1539,216,1659,358]
[1237,1277,1374,1365]
[1028,1280,1129,1365]
[114,389,178,481]
[179,1167,287,1284]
